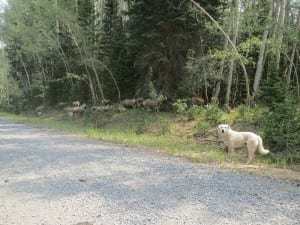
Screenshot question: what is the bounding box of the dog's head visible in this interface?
[218,124,231,135]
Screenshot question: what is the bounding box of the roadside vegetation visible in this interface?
[0,1,299,179]
[1,102,299,181]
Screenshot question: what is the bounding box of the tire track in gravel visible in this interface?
[0,117,299,225]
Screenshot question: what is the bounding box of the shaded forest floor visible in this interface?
[1,106,300,183]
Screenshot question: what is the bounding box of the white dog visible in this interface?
[218,124,269,162]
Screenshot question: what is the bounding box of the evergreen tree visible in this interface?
[127,0,221,99]
[100,0,135,99]
[259,59,284,109]
[262,92,300,163]
[260,59,300,163]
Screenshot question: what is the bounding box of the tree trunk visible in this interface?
[296,50,300,101]
[225,0,239,107]
[275,0,286,69]
[286,12,299,88]
[251,0,273,104]
[66,25,99,104]
[213,14,231,100]
[93,0,106,27]
[286,9,300,101]
[19,53,32,97]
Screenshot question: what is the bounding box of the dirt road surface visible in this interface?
[0,118,299,225]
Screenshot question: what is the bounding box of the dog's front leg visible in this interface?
[228,147,235,155]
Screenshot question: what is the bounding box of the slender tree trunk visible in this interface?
[118,0,129,22]
[66,25,98,104]
[285,7,300,102]
[251,0,273,104]
[19,53,32,97]
[87,75,97,104]
[74,0,78,10]
[276,0,286,69]
[95,58,121,102]
[213,15,231,100]
[55,0,59,34]
[94,0,106,27]
[190,0,250,106]
[287,44,297,87]
[296,50,300,101]
[286,12,299,88]
[41,66,48,106]
[81,41,104,102]
[225,0,239,107]
[38,28,71,74]
[1,49,10,105]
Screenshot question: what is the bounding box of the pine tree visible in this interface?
[127,0,221,99]
[260,59,300,162]
[99,0,134,99]
[259,59,284,109]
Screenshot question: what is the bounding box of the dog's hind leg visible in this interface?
[246,140,257,163]
[247,151,255,164]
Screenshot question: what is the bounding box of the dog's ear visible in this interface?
[227,125,231,129]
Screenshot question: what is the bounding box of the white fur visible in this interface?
[218,124,269,163]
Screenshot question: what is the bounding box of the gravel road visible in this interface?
[0,117,299,225]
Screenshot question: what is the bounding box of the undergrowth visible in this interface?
[0,105,298,171]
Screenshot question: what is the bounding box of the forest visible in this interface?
[0,0,299,162]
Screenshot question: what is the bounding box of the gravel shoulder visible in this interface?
[0,117,299,225]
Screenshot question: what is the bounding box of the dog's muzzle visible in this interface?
[221,129,225,133]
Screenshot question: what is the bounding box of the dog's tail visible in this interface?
[257,136,269,155]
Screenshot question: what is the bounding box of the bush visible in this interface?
[236,105,248,119]
[187,105,203,120]
[172,99,188,115]
[204,106,222,125]
[235,105,267,125]
[262,96,300,163]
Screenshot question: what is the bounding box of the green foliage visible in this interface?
[184,50,208,96]
[233,104,267,125]
[100,0,134,99]
[127,0,221,98]
[157,118,171,136]
[259,60,285,110]
[148,82,158,99]
[172,99,188,115]
[187,105,203,120]
[252,54,300,163]
[236,104,248,118]
[262,94,300,163]
[196,120,210,137]
[204,106,222,125]
[1,0,299,164]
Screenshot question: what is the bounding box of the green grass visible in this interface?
[1,107,299,176]
[0,109,227,163]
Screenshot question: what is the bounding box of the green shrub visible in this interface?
[187,105,203,120]
[204,106,222,125]
[262,96,300,163]
[172,99,188,115]
[236,105,248,119]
